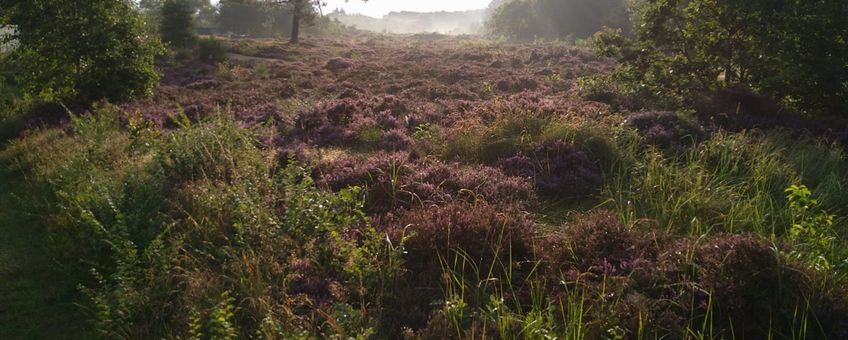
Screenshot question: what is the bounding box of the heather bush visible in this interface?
[325,57,354,73]
[695,86,848,143]
[373,202,537,331]
[317,152,536,212]
[292,96,409,147]
[626,111,705,151]
[496,140,603,197]
[317,151,414,212]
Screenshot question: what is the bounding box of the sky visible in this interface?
[209,1,493,18]
[321,0,491,17]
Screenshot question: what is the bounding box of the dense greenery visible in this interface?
[595,0,848,114]
[160,0,198,49]
[487,0,629,41]
[3,108,405,337]
[0,0,163,103]
[140,0,217,28]
[217,0,358,42]
[218,0,275,36]
[2,1,848,338]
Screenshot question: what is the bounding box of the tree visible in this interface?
[0,0,164,103]
[161,0,197,48]
[487,0,629,41]
[269,0,367,43]
[218,0,273,36]
[141,0,217,28]
[596,0,848,114]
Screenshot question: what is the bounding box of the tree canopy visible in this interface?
[487,0,629,41]
[0,0,164,103]
[161,0,198,48]
[596,0,848,114]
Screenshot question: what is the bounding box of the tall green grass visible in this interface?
[2,106,405,338]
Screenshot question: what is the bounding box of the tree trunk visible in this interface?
[290,0,302,43]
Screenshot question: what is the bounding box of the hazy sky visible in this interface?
[207,1,492,18]
[321,0,491,17]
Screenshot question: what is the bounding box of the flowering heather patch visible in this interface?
[627,111,705,149]
[79,33,848,338]
[325,57,354,73]
[373,202,537,329]
[698,86,848,144]
[317,152,536,212]
[537,212,848,338]
[379,128,411,151]
[290,96,409,147]
[496,140,603,197]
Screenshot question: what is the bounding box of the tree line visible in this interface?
[487,0,848,115]
[0,0,362,105]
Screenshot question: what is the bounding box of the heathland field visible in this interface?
[2,33,848,338]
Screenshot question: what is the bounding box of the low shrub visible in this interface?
[626,111,705,150]
[373,202,537,331]
[317,152,537,212]
[496,140,603,197]
[196,37,227,64]
[291,96,409,148]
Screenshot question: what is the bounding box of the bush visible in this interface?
[373,202,537,331]
[5,109,406,338]
[3,0,164,102]
[496,140,603,197]
[317,152,537,212]
[626,111,704,150]
[487,0,629,41]
[160,0,197,49]
[196,37,227,64]
[534,212,848,338]
[595,0,848,114]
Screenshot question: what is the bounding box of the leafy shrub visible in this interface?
[487,0,629,41]
[575,72,680,111]
[3,0,164,102]
[785,184,845,272]
[196,37,227,64]
[160,0,197,49]
[595,0,848,114]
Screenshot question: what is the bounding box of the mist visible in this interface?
[328,9,488,35]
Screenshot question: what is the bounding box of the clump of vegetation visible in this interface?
[626,111,705,150]
[3,8,848,337]
[316,151,537,212]
[487,0,629,41]
[196,37,228,64]
[595,0,848,114]
[496,140,603,197]
[4,108,409,337]
[160,0,197,49]
[1,0,164,103]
